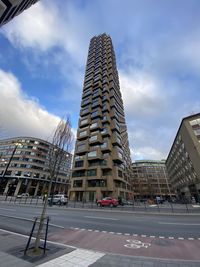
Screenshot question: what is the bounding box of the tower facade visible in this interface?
[69,33,132,202]
[0,0,39,27]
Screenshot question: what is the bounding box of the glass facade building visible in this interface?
[0,137,72,196]
[69,33,132,202]
[132,160,173,200]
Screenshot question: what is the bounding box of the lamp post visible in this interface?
[0,142,22,195]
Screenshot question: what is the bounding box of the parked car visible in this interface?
[97,197,118,207]
[48,194,68,205]
[17,193,29,198]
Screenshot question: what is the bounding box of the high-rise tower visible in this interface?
[0,0,39,27]
[69,33,132,202]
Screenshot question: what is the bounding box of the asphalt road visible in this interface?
[0,202,200,239]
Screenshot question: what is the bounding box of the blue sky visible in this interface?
[0,0,200,160]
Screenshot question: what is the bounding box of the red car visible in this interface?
[97,197,118,207]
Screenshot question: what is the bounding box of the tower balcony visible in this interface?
[112,147,123,163]
[80,106,91,117]
[87,148,102,160]
[79,117,91,128]
[101,127,112,137]
[100,140,112,152]
[89,133,102,144]
[90,120,102,131]
[77,128,90,141]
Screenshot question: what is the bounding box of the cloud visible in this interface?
[0,69,61,140]
[119,69,165,118]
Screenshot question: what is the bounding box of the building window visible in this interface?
[79,130,87,137]
[90,122,98,129]
[75,160,84,167]
[87,169,97,176]
[88,151,97,157]
[77,143,86,152]
[88,179,107,187]
[73,180,83,187]
[80,118,88,125]
[89,135,98,142]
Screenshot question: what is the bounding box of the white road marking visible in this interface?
[159,222,200,226]
[0,228,77,249]
[0,208,16,211]
[188,238,194,240]
[168,237,174,239]
[84,216,118,221]
[178,237,184,240]
[125,233,130,236]
[159,236,165,239]
[150,235,155,238]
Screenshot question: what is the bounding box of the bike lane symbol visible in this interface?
[124,239,151,249]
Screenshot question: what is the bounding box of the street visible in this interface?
[0,202,200,239]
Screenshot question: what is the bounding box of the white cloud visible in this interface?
[133,146,166,161]
[0,69,61,140]
[119,69,165,118]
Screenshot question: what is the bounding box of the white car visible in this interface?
[48,194,68,205]
[17,193,29,198]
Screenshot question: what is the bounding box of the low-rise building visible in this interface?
[0,137,72,196]
[166,113,200,202]
[132,160,173,200]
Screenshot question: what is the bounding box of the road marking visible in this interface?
[124,239,151,249]
[0,208,16,211]
[159,236,165,239]
[188,238,194,240]
[169,237,174,239]
[102,231,107,233]
[117,232,122,235]
[141,235,147,237]
[0,228,77,249]
[178,237,184,240]
[84,216,118,221]
[150,235,155,238]
[109,232,114,234]
[125,233,130,236]
[159,222,200,226]
[133,234,138,237]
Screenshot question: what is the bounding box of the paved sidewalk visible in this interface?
[1,229,200,267]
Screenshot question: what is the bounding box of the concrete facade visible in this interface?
[69,33,132,202]
[166,113,200,202]
[0,136,72,196]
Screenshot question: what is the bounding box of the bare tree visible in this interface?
[34,117,73,252]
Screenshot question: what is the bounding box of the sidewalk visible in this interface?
[1,229,200,267]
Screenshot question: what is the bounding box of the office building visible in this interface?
[0,136,72,196]
[0,0,39,27]
[166,113,200,202]
[69,33,132,202]
[132,160,172,200]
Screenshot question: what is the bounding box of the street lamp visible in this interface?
[0,142,22,195]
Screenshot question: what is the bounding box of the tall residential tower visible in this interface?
[69,33,132,202]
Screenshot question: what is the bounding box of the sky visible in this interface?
[0,0,200,161]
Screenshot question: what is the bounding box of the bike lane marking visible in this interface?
[48,228,200,261]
